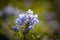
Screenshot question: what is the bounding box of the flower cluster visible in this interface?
[15,9,39,31]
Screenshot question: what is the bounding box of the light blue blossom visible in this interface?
[16,19,24,26]
[27,9,39,29]
[16,14,28,26]
[29,15,39,28]
[26,14,39,30]
[15,9,39,30]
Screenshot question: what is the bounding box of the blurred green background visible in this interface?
[0,0,60,40]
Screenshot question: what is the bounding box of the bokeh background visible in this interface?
[0,0,60,40]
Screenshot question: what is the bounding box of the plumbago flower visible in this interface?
[15,9,39,31]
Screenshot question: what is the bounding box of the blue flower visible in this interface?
[29,14,39,29]
[13,27,20,32]
[15,9,39,30]
[26,14,39,30]
[16,19,24,26]
[16,14,28,26]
